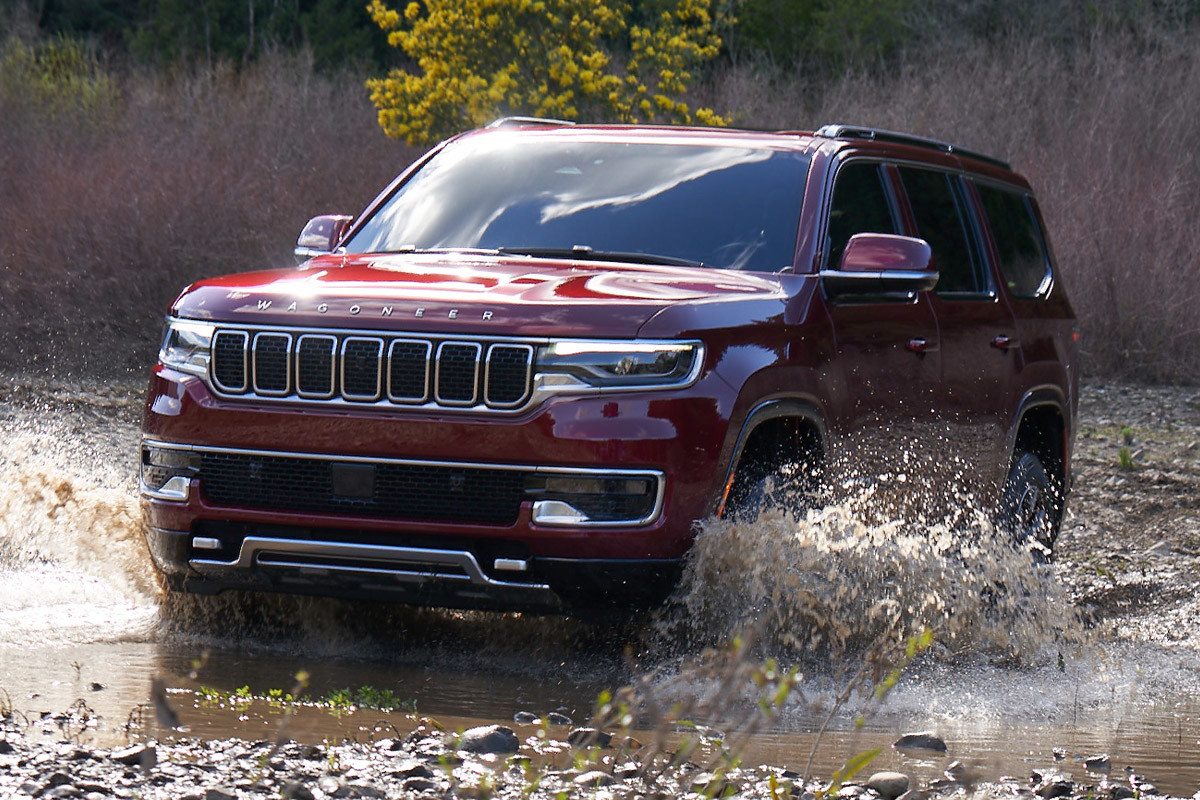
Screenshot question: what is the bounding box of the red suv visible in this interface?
[142,119,1077,613]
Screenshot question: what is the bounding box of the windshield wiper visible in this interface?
[496,245,705,269]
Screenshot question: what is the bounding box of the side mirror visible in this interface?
[294,215,354,264]
[820,233,939,299]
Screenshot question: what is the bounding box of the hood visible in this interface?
[171,252,788,338]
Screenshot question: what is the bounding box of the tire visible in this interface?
[999,452,1061,560]
[724,460,814,521]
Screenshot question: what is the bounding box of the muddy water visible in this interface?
[3,378,1200,795]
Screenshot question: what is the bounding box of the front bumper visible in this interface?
[141,366,732,612]
[146,525,682,613]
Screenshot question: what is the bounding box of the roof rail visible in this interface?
[814,124,1011,170]
[487,116,577,129]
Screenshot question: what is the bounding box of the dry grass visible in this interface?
[703,29,1200,383]
[1,30,1197,382]
[0,49,417,378]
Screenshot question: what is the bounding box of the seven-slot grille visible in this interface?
[210,327,533,410]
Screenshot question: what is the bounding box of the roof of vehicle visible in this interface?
[481,116,1025,185]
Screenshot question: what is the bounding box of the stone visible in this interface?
[1036,780,1074,798]
[1111,787,1136,799]
[392,760,434,779]
[43,786,81,799]
[1052,748,1067,761]
[546,712,573,726]
[281,783,316,800]
[893,732,947,753]
[204,790,236,800]
[1084,754,1111,772]
[512,711,539,725]
[457,725,520,755]
[566,727,613,748]
[0,739,13,754]
[574,771,616,787]
[111,744,156,768]
[1137,783,1159,795]
[402,777,439,793]
[866,771,910,800]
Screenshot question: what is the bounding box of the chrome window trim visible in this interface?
[142,438,666,528]
[251,332,292,396]
[295,334,337,399]
[210,329,249,394]
[386,338,432,403]
[435,341,482,407]
[484,343,534,409]
[339,336,384,402]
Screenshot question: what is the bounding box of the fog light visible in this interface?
[141,444,200,501]
[528,471,661,526]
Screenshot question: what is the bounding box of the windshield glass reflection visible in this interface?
[347,135,810,272]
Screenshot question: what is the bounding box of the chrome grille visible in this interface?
[209,326,534,410]
[253,333,291,395]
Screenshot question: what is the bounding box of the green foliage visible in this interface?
[827,748,882,797]
[734,0,915,67]
[0,34,118,119]
[365,0,729,145]
[1118,446,1136,471]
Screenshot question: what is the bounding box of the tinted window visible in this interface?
[346,136,810,272]
[899,167,984,294]
[978,184,1051,298]
[825,162,897,268]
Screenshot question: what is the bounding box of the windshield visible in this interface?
[345,134,810,272]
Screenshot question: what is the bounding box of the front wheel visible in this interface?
[999,452,1061,560]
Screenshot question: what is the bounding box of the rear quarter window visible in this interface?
[977,184,1052,299]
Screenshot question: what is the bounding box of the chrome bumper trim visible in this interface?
[190,537,552,591]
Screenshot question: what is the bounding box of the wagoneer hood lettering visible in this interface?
[172,253,788,337]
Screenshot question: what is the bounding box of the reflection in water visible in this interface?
[2,386,1200,794]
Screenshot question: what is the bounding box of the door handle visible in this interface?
[906,337,936,354]
[991,335,1019,350]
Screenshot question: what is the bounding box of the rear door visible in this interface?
[896,165,1021,498]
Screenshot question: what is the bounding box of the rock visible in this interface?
[392,761,435,780]
[39,772,73,793]
[1052,748,1067,761]
[512,711,539,725]
[893,732,947,753]
[1036,780,1074,798]
[1137,783,1159,795]
[1111,787,1136,799]
[944,761,970,782]
[111,744,156,768]
[866,771,910,800]
[692,772,735,796]
[614,763,641,780]
[1084,754,1111,772]
[281,782,316,800]
[895,791,928,800]
[0,739,14,754]
[546,712,573,726]
[566,727,613,748]
[89,683,104,692]
[43,786,81,799]
[402,777,439,793]
[574,770,616,787]
[204,790,237,800]
[457,725,520,755]
[317,776,341,795]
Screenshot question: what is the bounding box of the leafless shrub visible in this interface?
[0,45,417,378]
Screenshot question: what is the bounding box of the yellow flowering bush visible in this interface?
[365,0,728,144]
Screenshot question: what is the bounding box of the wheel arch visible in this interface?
[1008,385,1069,489]
[714,397,829,518]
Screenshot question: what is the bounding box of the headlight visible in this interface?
[158,318,214,377]
[536,340,702,388]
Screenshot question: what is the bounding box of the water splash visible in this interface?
[661,490,1086,667]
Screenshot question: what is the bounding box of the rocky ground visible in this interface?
[0,714,1173,800]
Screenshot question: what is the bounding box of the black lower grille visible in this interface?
[199,453,527,526]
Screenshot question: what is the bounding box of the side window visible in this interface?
[978,184,1052,298]
[825,162,898,269]
[898,167,984,294]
